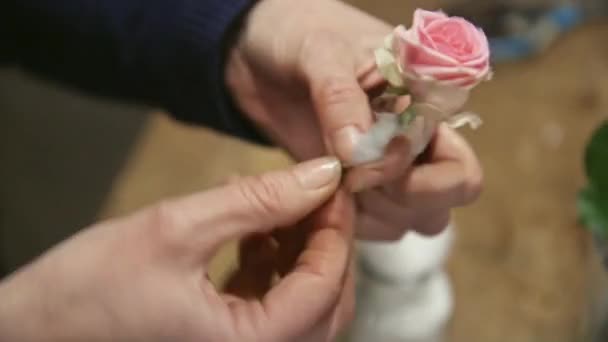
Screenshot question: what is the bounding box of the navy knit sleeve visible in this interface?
[1,0,270,145]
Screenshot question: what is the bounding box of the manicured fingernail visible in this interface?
[295,157,341,190]
[331,125,362,162]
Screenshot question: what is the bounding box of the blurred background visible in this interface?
[2,0,608,341]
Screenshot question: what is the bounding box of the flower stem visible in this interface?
[398,107,417,130]
[384,85,409,96]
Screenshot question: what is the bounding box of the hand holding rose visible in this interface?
[227,0,484,240]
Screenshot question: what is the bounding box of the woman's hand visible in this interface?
[0,157,354,342]
[227,0,483,240]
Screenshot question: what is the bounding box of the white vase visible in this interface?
[346,226,455,342]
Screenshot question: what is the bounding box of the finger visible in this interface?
[357,208,450,240]
[355,190,414,241]
[298,32,373,163]
[409,209,451,236]
[345,136,411,192]
[328,258,356,339]
[400,161,477,211]
[356,188,451,239]
[428,123,480,163]
[210,156,342,255]
[399,125,483,210]
[330,199,356,341]
[259,190,355,341]
[358,59,388,96]
[356,213,408,241]
[141,157,341,261]
[297,208,356,342]
[309,257,356,342]
[272,188,357,279]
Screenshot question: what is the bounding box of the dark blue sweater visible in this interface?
[1,0,268,144]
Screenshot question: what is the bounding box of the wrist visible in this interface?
[224,46,277,144]
[221,1,276,146]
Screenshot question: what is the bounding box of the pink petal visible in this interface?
[425,17,471,35]
[418,26,439,51]
[463,28,490,66]
[399,31,459,67]
[413,11,451,53]
[437,77,476,88]
[392,26,415,71]
[424,18,480,62]
[412,9,448,28]
[451,64,492,88]
[393,12,491,84]
[412,63,491,89]
[409,65,481,81]
[463,23,476,52]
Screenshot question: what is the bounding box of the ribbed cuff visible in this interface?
[166,0,271,145]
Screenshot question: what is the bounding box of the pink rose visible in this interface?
[392,9,491,113]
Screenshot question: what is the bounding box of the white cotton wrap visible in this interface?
[351,103,482,167]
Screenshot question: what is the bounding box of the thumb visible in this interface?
[221,156,341,237]
[299,33,373,164]
[156,157,342,258]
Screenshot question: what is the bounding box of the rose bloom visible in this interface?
[392,9,491,114]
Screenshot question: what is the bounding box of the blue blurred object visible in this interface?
[489,4,586,63]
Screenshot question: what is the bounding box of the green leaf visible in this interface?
[585,121,608,191]
[578,186,608,238]
[374,47,405,88]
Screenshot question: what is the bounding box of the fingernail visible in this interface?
[295,157,341,190]
[331,126,362,162]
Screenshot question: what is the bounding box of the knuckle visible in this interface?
[145,200,187,250]
[237,175,289,221]
[300,30,345,59]
[317,77,360,108]
[298,30,347,75]
[453,133,484,204]
[462,165,484,203]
